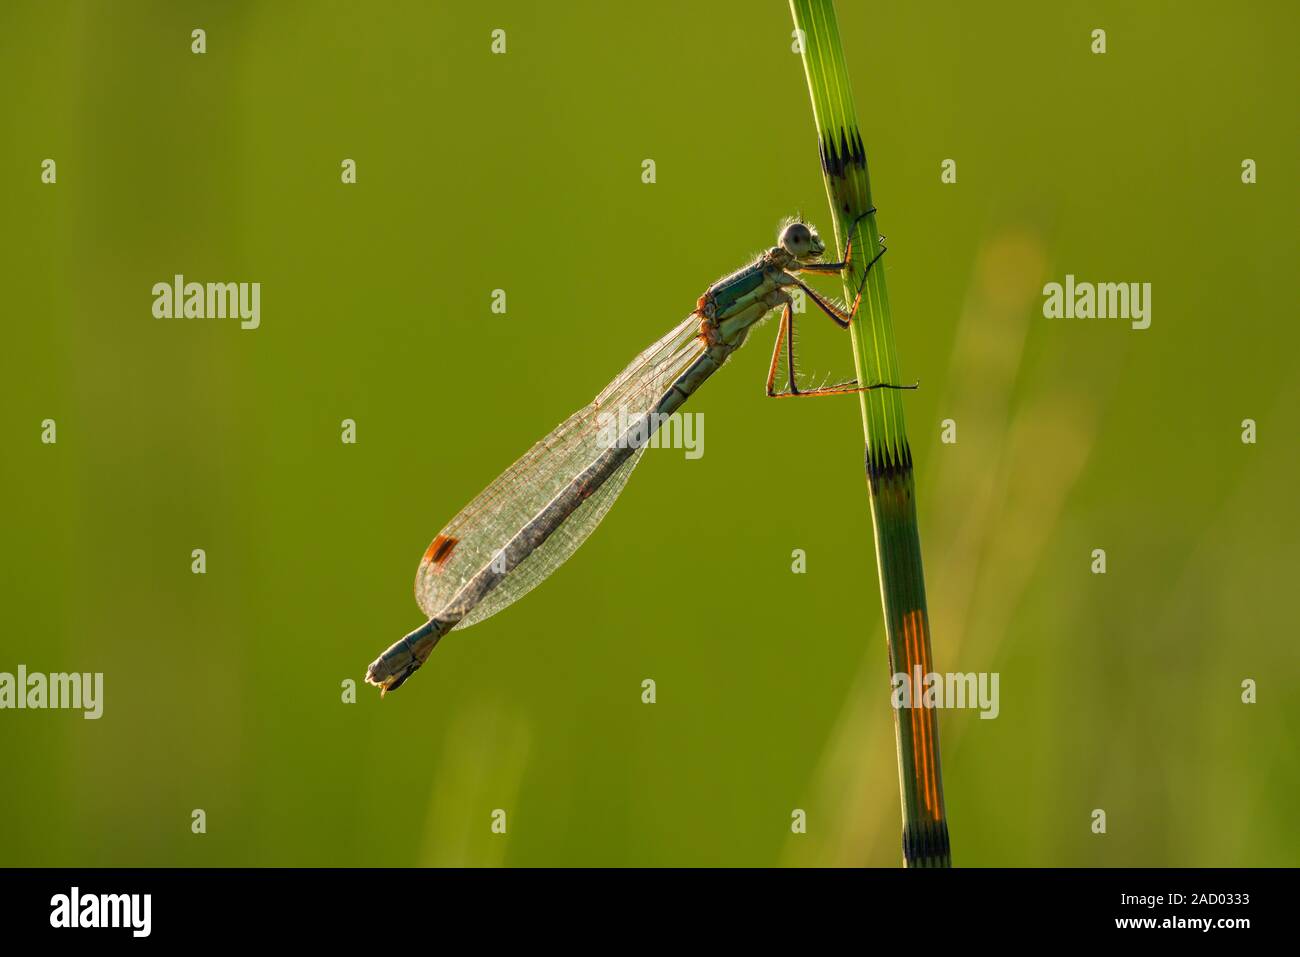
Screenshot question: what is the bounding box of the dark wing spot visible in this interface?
[424,534,459,568]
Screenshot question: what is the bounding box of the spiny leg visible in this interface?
[770,361,919,399]
[766,304,917,398]
[771,379,919,399]
[792,241,888,329]
[767,301,845,397]
[797,206,878,275]
[767,252,917,398]
[765,303,794,398]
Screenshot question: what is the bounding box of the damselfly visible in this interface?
[365,212,914,693]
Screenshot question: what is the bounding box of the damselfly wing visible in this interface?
[414,313,704,628]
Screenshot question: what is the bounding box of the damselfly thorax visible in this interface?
[696,251,797,355]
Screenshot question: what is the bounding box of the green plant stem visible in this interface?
[790,0,950,868]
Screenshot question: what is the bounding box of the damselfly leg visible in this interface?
[791,241,886,328]
[765,301,919,398]
[766,223,914,398]
[796,207,877,277]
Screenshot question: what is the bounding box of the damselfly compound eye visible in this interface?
[780,223,813,254]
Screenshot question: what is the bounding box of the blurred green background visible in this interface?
[1,0,1296,867]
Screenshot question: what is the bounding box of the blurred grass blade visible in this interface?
[790,0,950,867]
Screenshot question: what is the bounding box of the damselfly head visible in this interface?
[778,220,825,261]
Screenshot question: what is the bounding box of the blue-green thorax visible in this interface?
[696,247,801,353]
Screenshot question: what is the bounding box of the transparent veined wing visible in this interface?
[456,441,646,629]
[414,313,705,625]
